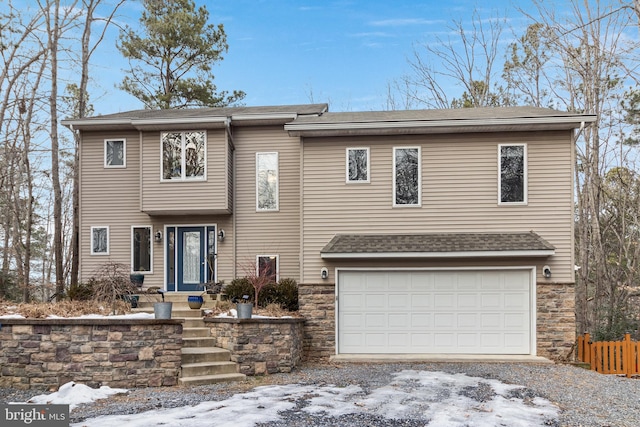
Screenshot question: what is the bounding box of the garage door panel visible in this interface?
[411,313,431,327]
[411,294,432,309]
[388,294,409,308]
[338,269,532,354]
[365,313,386,328]
[434,293,455,308]
[388,313,409,328]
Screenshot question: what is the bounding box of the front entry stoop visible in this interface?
[134,293,245,386]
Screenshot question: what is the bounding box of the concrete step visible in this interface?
[182,347,233,364]
[182,318,207,328]
[181,361,239,377]
[182,337,217,348]
[178,373,246,386]
[183,327,211,338]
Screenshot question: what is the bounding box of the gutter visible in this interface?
[285,115,598,134]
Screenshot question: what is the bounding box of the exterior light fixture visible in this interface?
[543,265,552,278]
[218,229,225,242]
[154,231,162,243]
[321,267,328,280]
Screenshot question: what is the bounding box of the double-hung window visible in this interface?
[161,131,206,180]
[132,226,152,273]
[256,152,279,211]
[499,144,527,204]
[346,147,370,183]
[393,147,421,206]
[105,139,126,168]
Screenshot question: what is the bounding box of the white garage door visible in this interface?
[338,269,532,354]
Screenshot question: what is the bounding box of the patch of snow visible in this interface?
[45,313,155,320]
[0,314,25,319]
[27,382,128,410]
[65,371,559,427]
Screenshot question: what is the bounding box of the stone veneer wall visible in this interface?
[0,319,183,390]
[299,282,577,362]
[205,317,305,375]
[536,282,576,361]
[298,283,335,360]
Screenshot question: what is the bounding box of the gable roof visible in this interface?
[320,232,556,259]
[286,106,596,137]
[61,104,329,131]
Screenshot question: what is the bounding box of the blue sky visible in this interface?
[90,0,539,115]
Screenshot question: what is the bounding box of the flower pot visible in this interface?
[236,302,253,319]
[130,274,144,287]
[188,295,204,309]
[154,302,173,319]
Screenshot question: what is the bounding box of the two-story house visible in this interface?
[62,104,595,361]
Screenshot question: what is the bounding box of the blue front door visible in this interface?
[166,225,216,292]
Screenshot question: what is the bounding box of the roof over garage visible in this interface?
[320,232,556,259]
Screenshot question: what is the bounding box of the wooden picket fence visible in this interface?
[577,333,640,378]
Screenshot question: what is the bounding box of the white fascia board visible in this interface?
[231,113,298,121]
[320,249,556,259]
[285,116,597,132]
[131,116,228,126]
[61,118,132,127]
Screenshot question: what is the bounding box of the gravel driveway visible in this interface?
[1,361,638,426]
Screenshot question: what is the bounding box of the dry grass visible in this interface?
[0,300,131,318]
[204,301,302,318]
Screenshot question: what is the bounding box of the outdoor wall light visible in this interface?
[154,231,162,243]
[543,265,552,278]
[218,229,226,242]
[321,267,329,280]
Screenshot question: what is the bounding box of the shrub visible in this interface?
[87,262,137,314]
[67,282,93,301]
[223,277,254,303]
[274,278,298,311]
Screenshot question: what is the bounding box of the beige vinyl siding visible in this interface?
[233,126,301,281]
[141,129,230,214]
[79,130,159,285]
[301,130,574,284]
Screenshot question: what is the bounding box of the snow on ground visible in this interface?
[23,371,559,427]
[26,382,128,410]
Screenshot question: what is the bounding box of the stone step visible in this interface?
[182,347,233,364]
[181,361,239,377]
[182,318,207,328]
[182,337,217,348]
[178,373,246,386]
[183,327,210,338]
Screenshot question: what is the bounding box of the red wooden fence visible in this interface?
[577,333,640,378]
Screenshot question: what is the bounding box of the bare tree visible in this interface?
[397,9,513,109]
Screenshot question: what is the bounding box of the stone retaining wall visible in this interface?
[205,317,305,375]
[0,319,183,390]
[299,281,577,362]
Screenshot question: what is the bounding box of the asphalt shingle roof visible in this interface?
[320,232,555,257]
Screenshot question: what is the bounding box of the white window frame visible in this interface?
[393,146,421,207]
[90,226,109,255]
[104,139,126,168]
[498,143,528,205]
[256,152,279,211]
[346,147,370,183]
[257,254,279,282]
[160,130,207,181]
[131,225,153,274]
